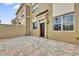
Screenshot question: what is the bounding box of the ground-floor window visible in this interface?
[54,16,61,31]
[53,12,75,32]
[33,22,37,29]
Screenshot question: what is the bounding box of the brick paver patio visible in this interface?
[0,36,79,56]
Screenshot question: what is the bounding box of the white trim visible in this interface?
[61,16,63,32]
[37,12,48,21]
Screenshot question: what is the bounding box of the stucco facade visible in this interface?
[16,3,31,35]
[15,3,79,44]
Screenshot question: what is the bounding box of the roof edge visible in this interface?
[16,3,25,15]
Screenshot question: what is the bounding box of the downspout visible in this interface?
[46,12,49,39]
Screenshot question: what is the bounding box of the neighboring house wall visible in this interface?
[0,24,26,39]
[16,4,30,35]
[16,4,26,25]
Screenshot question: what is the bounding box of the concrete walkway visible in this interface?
[0,36,79,56]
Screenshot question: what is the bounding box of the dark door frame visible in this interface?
[40,22,45,37]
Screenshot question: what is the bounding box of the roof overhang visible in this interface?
[36,10,48,17]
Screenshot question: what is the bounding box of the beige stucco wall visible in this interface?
[30,3,52,37]
[0,24,26,39]
[48,3,79,44]
[52,3,74,17]
[30,3,79,44]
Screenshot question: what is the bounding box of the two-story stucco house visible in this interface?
[16,3,79,44]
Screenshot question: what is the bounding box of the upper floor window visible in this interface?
[17,16,19,21]
[53,13,74,32]
[32,3,39,14]
[21,10,24,18]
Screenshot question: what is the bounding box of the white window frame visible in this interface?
[53,12,75,32]
[53,16,61,32]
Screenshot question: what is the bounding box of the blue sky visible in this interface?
[0,3,21,24]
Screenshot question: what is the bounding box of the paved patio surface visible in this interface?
[0,36,79,56]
